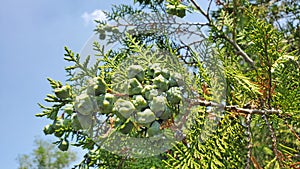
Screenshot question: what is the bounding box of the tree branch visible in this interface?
[284,120,300,142]
[189,0,256,68]
[222,35,256,68]
[190,0,211,22]
[262,113,283,168]
[207,0,213,16]
[245,113,253,169]
[189,99,281,115]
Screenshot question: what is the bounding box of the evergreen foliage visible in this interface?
[36,0,300,168]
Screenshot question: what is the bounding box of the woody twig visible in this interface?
[189,99,281,115]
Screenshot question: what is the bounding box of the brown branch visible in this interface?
[250,155,263,169]
[262,113,283,168]
[223,35,256,68]
[189,99,281,115]
[245,113,253,169]
[285,121,300,142]
[290,162,300,169]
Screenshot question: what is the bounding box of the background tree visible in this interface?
[17,138,77,169]
[36,0,299,168]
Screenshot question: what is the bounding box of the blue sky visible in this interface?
[0,0,124,168]
[0,0,211,168]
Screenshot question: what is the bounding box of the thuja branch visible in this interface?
[64,47,95,77]
[189,99,281,115]
[189,0,256,68]
[189,98,285,166]
[222,34,255,68]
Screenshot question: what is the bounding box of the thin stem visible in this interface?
[222,34,256,68]
[190,0,211,22]
[264,30,272,109]
[189,99,281,115]
[207,0,213,16]
[284,119,300,142]
[245,113,252,169]
[190,0,256,68]
[262,114,283,168]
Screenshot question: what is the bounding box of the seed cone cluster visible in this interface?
[74,63,184,137]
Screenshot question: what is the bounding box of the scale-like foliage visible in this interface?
[36,0,300,168]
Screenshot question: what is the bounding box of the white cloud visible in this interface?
[82,9,107,25]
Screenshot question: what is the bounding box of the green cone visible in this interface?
[153,74,169,92]
[128,78,143,95]
[166,87,182,104]
[149,96,166,117]
[128,65,145,82]
[114,98,136,119]
[136,109,156,124]
[74,93,95,116]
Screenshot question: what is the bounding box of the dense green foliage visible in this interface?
[36,0,299,168]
